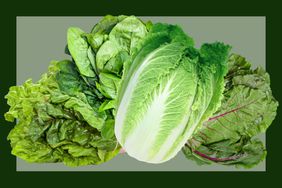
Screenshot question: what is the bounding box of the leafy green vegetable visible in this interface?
[183,54,278,168]
[114,23,231,163]
[67,27,96,77]
[4,15,151,167]
[5,60,119,167]
[4,15,278,168]
[67,15,150,108]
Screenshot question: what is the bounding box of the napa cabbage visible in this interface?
[115,23,231,163]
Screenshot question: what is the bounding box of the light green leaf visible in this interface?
[99,100,116,112]
[4,60,120,167]
[67,27,95,77]
[91,15,127,34]
[101,119,115,139]
[115,24,229,163]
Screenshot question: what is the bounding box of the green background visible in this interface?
[0,0,281,186]
[16,16,265,171]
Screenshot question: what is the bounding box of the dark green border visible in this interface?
[1,0,281,186]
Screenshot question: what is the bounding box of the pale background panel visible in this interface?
[17,16,265,171]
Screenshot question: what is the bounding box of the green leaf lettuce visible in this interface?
[5,60,120,167]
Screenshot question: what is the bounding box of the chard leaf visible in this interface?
[183,54,278,168]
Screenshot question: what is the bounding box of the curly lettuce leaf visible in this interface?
[4,60,120,167]
[183,54,278,168]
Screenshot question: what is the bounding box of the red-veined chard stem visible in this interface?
[207,99,258,122]
[193,150,243,162]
